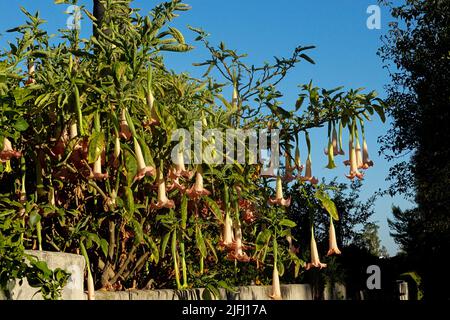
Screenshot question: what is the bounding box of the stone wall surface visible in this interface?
[0,250,85,300]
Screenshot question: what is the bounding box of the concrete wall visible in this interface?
[92,284,313,300]
[0,250,85,300]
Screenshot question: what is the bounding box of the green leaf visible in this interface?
[279,219,297,228]
[300,53,315,64]
[204,196,224,224]
[373,104,386,123]
[195,225,207,258]
[87,131,105,164]
[12,87,34,106]
[255,229,272,251]
[28,211,41,228]
[315,190,339,221]
[161,232,171,258]
[13,118,29,132]
[180,195,188,230]
[100,239,109,258]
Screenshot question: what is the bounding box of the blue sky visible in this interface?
[0,0,414,255]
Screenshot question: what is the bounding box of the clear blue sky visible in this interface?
[0,0,415,255]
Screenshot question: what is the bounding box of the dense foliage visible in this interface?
[379,0,450,300]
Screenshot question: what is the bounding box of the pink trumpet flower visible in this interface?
[134,137,156,181]
[345,140,364,180]
[186,167,211,199]
[119,109,132,140]
[145,90,160,126]
[260,163,276,178]
[221,213,235,248]
[25,62,36,86]
[306,231,327,270]
[169,148,193,179]
[324,127,339,156]
[355,138,364,169]
[90,154,108,180]
[300,157,319,185]
[228,223,250,262]
[268,176,291,207]
[152,169,175,209]
[269,265,282,300]
[0,137,21,162]
[327,219,341,256]
[87,271,95,300]
[362,139,374,169]
[294,144,304,173]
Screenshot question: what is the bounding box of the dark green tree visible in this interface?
[379,0,450,300]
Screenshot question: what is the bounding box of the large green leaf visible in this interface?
[87,131,105,164]
[195,225,207,258]
[315,190,339,221]
[255,228,272,251]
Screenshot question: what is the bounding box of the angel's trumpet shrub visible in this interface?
[268,176,291,207]
[286,235,299,254]
[134,137,156,181]
[300,157,319,184]
[186,167,211,199]
[270,265,282,300]
[362,139,374,169]
[119,109,132,140]
[306,230,327,270]
[345,139,364,180]
[0,137,21,162]
[152,168,175,209]
[327,218,341,256]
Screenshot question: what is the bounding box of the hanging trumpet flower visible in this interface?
[222,212,234,248]
[145,68,160,126]
[360,120,374,169]
[327,217,341,256]
[324,122,339,156]
[119,108,132,140]
[186,165,211,199]
[270,238,282,300]
[91,153,108,180]
[25,60,36,86]
[300,132,319,184]
[152,163,175,209]
[0,137,22,162]
[294,135,304,174]
[355,129,364,169]
[270,264,282,300]
[306,227,327,270]
[228,221,250,262]
[344,121,364,180]
[134,137,156,181]
[268,175,291,207]
[337,121,345,155]
[283,142,295,182]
